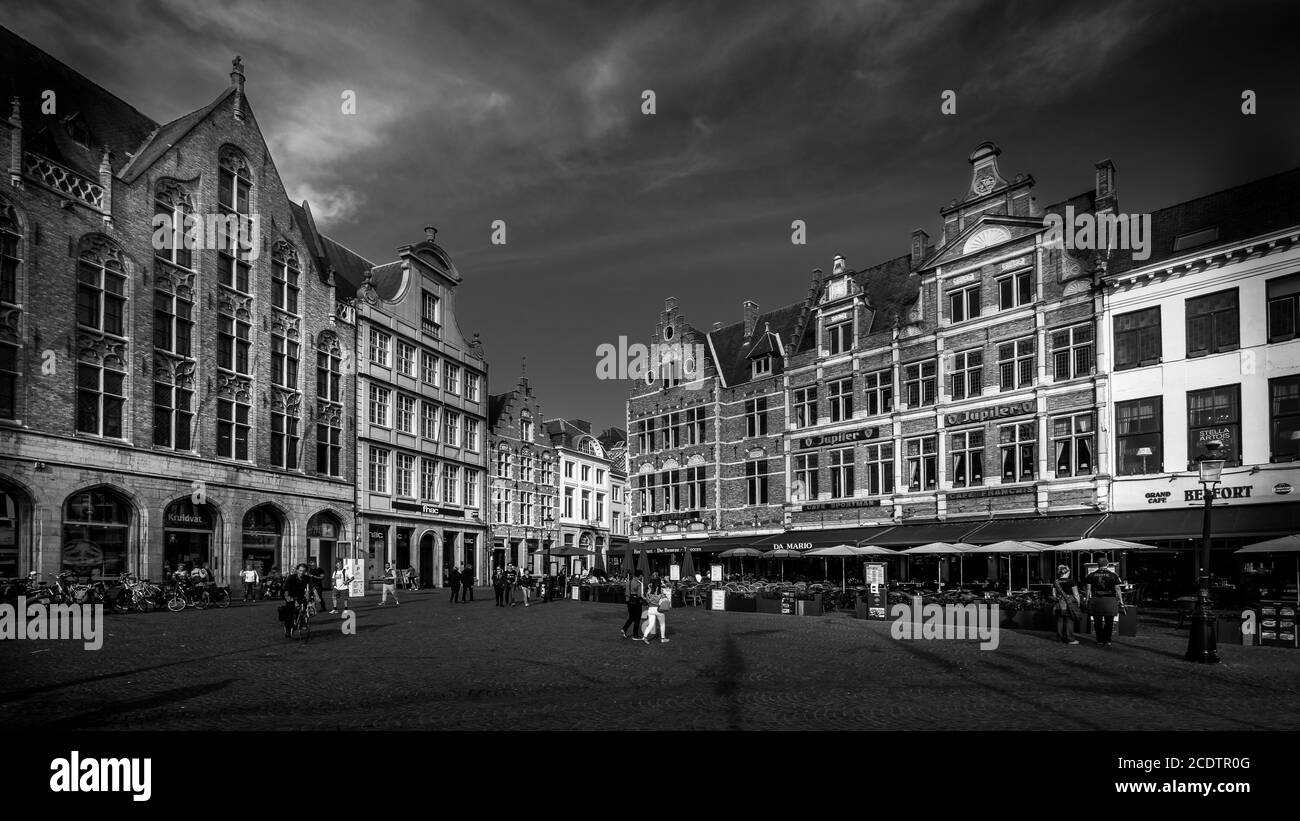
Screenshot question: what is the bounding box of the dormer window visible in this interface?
[63,114,91,148]
[826,316,853,355]
[752,356,773,378]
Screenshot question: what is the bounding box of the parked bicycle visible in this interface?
[165,582,232,611]
[114,574,164,613]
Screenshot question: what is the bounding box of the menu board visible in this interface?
[710,564,724,582]
[346,557,365,598]
[711,590,726,610]
[862,562,888,619]
[669,564,681,581]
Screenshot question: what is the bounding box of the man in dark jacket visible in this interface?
[448,564,462,603]
[461,563,474,602]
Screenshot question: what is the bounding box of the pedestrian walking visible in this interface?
[330,559,352,614]
[239,562,260,603]
[621,569,645,639]
[506,563,520,607]
[379,561,400,606]
[1084,557,1124,646]
[639,586,670,644]
[1052,565,1081,645]
[307,560,326,609]
[493,567,506,607]
[461,563,475,602]
[518,567,532,607]
[448,564,462,603]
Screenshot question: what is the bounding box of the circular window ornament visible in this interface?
[663,325,674,341]
[683,356,698,377]
[963,226,1010,255]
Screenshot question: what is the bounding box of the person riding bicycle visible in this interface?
[280,563,317,638]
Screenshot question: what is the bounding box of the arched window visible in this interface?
[153,180,194,270]
[76,236,129,438]
[315,332,343,477]
[307,510,342,570]
[242,505,285,574]
[217,147,253,293]
[272,241,301,315]
[0,202,22,420]
[163,498,215,575]
[63,488,132,579]
[0,484,25,578]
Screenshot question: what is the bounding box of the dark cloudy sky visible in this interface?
[4,0,1300,432]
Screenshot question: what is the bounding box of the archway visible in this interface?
[307,510,343,573]
[163,498,217,578]
[0,480,31,578]
[419,531,439,588]
[62,487,133,579]
[242,505,285,575]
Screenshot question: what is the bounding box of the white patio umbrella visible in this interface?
[966,540,1044,590]
[719,546,764,575]
[1236,535,1300,602]
[808,545,899,588]
[766,548,803,580]
[904,542,976,588]
[1050,537,1158,583]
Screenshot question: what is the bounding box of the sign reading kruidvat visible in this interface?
[797,427,880,449]
[944,400,1034,426]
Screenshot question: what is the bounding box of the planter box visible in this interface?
[726,593,757,613]
[579,587,591,602]
[796,595,822,617]
[755,596,782,614]
[1006,609,1054,631]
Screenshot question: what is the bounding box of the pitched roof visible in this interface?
[0,25,157,177]
[1106,167,1300,276]
[120,89,234,183]
[708,301,804,386]
[318,236,374,300]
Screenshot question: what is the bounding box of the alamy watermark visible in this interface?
[0,596,104,650]
[890,595,1000,650]
[151,212,262,260]
[596,336,708,390]
[50,751,151,802]
[1043,206,1151,261]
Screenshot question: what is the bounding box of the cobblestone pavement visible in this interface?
[1,590,1298,730]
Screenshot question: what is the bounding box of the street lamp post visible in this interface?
[1186,440,1225,664]
[543,515,555,602]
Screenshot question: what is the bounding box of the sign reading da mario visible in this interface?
[944,400,1034,426]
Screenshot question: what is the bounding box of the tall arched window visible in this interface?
[272,241,300,315]
[153,180,194,270]
[315,332,343,477]
[0,201,22,420]
[63,487,132,578]
[217,147,253,293]
[0,484,25,578]
[75,236,129,438]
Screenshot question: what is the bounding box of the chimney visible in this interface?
[743,300,759,338]
[665,297,678,311]
[424,225,437,242]
[1095,159,1117,214]
[230,56,246,121]
[832,255,847,275]
[911,229,930,267]
[98,149,112,224]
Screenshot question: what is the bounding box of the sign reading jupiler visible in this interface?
[797,427,881,449]
[944,400,1034,426]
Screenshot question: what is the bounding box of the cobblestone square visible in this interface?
[1,591,1298,731]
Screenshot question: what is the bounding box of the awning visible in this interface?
[964,514,1106,544]
[858,520,983,547]
[1092,502,1300,541]
[632,536,748,555]
[749,526,896,552]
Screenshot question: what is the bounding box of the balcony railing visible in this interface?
[24,152,104,209]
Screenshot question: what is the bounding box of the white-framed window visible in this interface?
[422,290,441,332]
[465,418,480,452]
[1051,324,1094,381]
[521,416,534,442]
[685,406,705,444]
[828,448,854,499]
[905,436,938,491]
[1052,412,1095,477]
[826,318,853,355]
[444,363,460,394]
[496,448,512,478]
[998,338,1035,391]
[464,470,479,508]
[596,492,605,520]
[793,387,817,428]
[396,340,415,377]
[596,468,605,485]
[442,464,460,505]
[465,372,481,402]
[369,328,391,367]
[564,460,574,479]
[521,450,534,482]
[368,384,391,427]
[864,369,892,416]
[564,487,574,517]
[949,429,984,488]
[421,401,439,440]
[752,356,773,378]
[948,284,981,323]
[421,458,439,501]
[951,348,983,401]
[828,377,853,422]
[998,421,1037,482]
[422,351,439,386]
[443,410,460,447]
[395,453,415,497]
[581,489,591,519]
[903,360,936,407]
[793,453,818,501]
[581,464,591,482]
[272,248,301,315]
[746,396,768,437]
[368,447,390,494]
[395,394,415,434]
[745,460,769,505]
[997,269,1033,310]
[864,443,893,495]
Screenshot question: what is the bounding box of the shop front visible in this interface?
[307,511,344,574]
[163,499,216,577]
[0,485,23,578]
[62,487,132,580]
[242,505,285,576]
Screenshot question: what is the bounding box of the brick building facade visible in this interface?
[489,374,558,574]
[0,29,356,585]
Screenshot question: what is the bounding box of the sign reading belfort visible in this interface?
[1112,469,1300,510]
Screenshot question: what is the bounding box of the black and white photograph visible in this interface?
[0,0,1297,802]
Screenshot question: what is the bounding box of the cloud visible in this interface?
[292,182,366,228]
